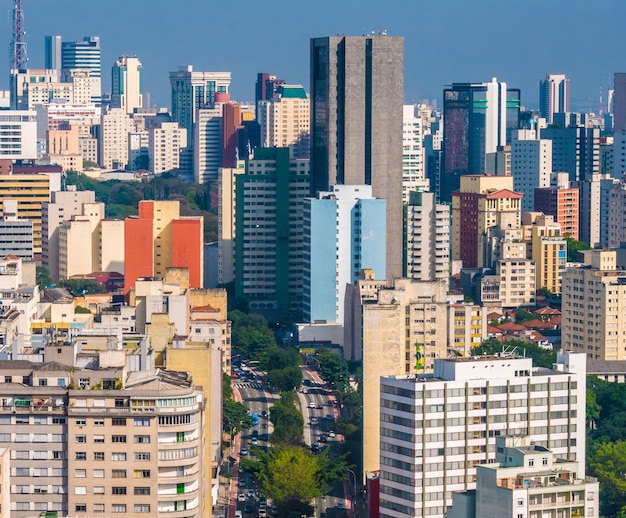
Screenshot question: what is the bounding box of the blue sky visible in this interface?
[3,0,625,110]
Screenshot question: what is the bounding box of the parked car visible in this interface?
[238,493,247,502]
[308,401,316,408]
[239,478,247,488]
[235,511,243,518]
[240,448,248,456]
[328,431,336,438]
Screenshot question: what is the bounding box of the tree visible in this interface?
[471,338,556,369]
[512,307,534,324]
[269,393,304,447]
[36,267,53,288]
[58,278,107,295]
[565,236,591,262]
[223,372,234,401]
[75,306,92,314]
[229,310,277,359]
[267,366,303,393]
[588,441,626,517]
[223,399,252,437]
[315,348,349,389]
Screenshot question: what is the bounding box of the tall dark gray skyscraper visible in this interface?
[310,35,404,279]
[615,73,626,132]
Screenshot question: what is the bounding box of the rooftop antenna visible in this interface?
[10,0,27,70]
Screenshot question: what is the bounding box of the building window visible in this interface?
[93,469,105,478]
[111,452,127,461]
[75,469,86,478]
[93,452,105,461]
[134,435,150,444]
[134,504,151,513]
[134,487,150,495]
[112,470,127,478]
[93,435,105,443]
[75,452,86,461]
[112,435,127,443]
[112,487,127,495]
[93,503,105,513]
[111,504,127,513]
[134,452,150,461]
[94,419,104,426]
[112,418,126,426]
[75,505,87,512]
[134,417,150,427]
[75,435,86,443]
[134,470,150,479]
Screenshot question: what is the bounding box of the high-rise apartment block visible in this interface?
[310,35,404,279]
[441,78,520,202]
[539,74,570,124]
[451,175,522,269]
[234,148,310,319]
[608,179,626,248]
[217,163,245,286]
[0,199,33,259]
[534,172,579,240]
[148,121,186,175]
[511,129,552,212]
[404,191,450,282]
[562,250,626,361]
[0,110,37,159]
[540,126,599,183]
[402,105,428,201]
[258,84,310,159]
[45,125,84,172]
[194,105,224,183]
[303,185,386,324]
[614,72,626,132]
[99,108,134,169]
[528,214,567,294]
[111,56,144,114]
[124,201,203,296]
[378,352,587,518]
[61,36,102,104]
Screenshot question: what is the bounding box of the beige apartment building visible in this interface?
[529,214,567,294]
[562,250,626,361]
[0,362,207,518]
[100,107,135,169]
[217,163,245,285]
[446,302,487,356]
[149,122,187,175]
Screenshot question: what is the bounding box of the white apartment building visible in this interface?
[405,191,449,282]
[511,129,552,213]
[448,436,598,518]
[562,249,626,361]
[194,106,222,184]
[378,352,587,518]
[111,56,143,114]
[99,108,134,169]
[149,122,186,175]
[257,84,310,159]
[0,110,37,160]
[402,105,428,202]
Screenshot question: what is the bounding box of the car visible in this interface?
[244,503,254,514]
[328,430,336,438]
[240,448,248,456]
[261,410,267,417]
[301,388,308,394]
[310,417,318,425]
[337,502,346,510]
[259,510,267,518]
[259,498,267,509]
[319,433,328,443]
[325,414,334,421]
[311,442,320,452]
[235,511,243,518]
[251,437,258,445]
[248,488,255,498]
[271,507,278,516]
[251,430,259,438]
[238,493,247,502]
[308,401,316,408]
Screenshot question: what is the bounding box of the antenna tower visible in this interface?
[10,0,27,70]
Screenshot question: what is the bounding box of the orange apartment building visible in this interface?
[124,201,203,296]
[534,185,579,241]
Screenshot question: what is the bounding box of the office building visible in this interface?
[255,72,285,105]
[615,73,626,132]
[61,36,102,104]
[43,190,97,282]
[0,110,37,160]
[310,35,404,279]
[169,66,231,178]
[511,129,552,212]
[148,121,186,174]
[405,191,450,282]
[378,352,587,518]
[534,172,579,240]
[234,148,310,320]
[539,74,570,124]
[402,105,428,201]
[562,250,626,361]
[441,78,520,202]
[124,200,203,296]
[451,175,522,269]
[111,56,144,114]
[99,108,135,169]
[447,437,598,518]
[361,278,459,477]
[0,199,33,259]
[45,35,62,75]
[303,185,386,324]
[258,84,310,159]
[217,163,245,285]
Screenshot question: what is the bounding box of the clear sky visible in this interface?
[3,0,625,111]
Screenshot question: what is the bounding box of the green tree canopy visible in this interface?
[36,267,53,288]
[58,278,108,295]
[565,236,592,262]
[269,392,304,447]
[588,440,626,517]
[267,366,303,393]
[314,348,349,389]
[229,310,277,360]
[223,399,253,437]
[471,338,556,369]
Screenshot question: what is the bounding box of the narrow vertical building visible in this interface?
[310,35,404,279]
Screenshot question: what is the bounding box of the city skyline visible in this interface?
[1,0,624,109]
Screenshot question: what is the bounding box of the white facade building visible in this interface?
[402,105,428,202]
[194,106,223,183]
[511,129,552,212]
[99,108,134,169]
[0,110,37,160]
[378,352,586,518]
[149,122,186,175]
[111,56,143,114]
[405,191,449,282]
